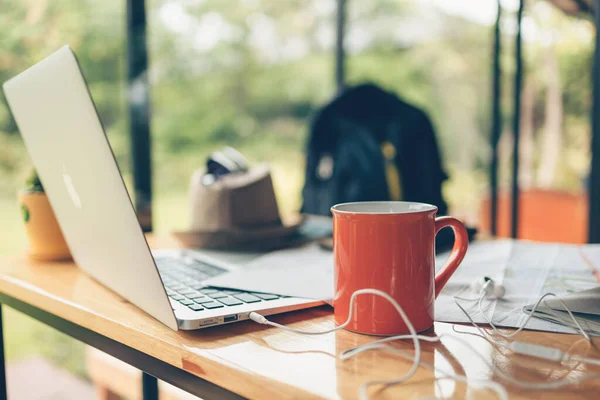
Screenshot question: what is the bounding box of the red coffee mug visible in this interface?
[331,201,468,335]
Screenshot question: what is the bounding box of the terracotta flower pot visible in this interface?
[18,192,71,261]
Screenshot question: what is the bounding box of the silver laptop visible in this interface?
[3,46,322,331]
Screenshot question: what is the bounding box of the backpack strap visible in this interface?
[381,141,402,201]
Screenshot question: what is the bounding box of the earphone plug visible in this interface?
[249,312,268,324]
[509,341,565,362]
[469,277,505,299]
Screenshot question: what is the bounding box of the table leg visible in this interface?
[0,305,7,400]
[142,372,158,400]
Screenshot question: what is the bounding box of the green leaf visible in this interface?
[25,169,44,193]
[21,204,30,223]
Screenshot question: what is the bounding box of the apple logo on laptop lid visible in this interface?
[62,165,82,209]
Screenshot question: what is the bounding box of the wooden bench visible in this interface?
[86,347,200,400]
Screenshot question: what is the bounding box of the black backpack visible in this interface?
[302,83,449,216]
[301,83,468,251]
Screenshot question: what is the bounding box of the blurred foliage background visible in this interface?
[0,0,595,381]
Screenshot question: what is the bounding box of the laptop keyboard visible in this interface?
[155,256,283,313]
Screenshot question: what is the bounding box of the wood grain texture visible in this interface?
[1,235,600,399]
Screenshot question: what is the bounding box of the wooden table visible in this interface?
[1,238,600,400]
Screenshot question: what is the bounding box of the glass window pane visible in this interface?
[148,0,334,232]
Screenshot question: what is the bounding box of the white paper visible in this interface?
[204,244,334,300]
[436,240,600,334]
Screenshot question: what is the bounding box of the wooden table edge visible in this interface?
[0,256,325,400]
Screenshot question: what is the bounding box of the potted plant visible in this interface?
[18,170,71,260]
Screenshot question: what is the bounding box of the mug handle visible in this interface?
[434,216,469,298]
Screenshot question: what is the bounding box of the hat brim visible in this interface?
[172,214,305,251]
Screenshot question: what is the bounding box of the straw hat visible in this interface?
[173,163,304,250]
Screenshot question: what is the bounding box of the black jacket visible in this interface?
[302,83,449,216]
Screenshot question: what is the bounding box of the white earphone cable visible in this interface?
[453,282,590,343]
[476,289,591,341]
[250,289,507,400]
[251,288,422,399]
[342,340,509,400]
[250,285,600,400]
[348,334,600,391]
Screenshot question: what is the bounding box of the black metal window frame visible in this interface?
[589,0,600,243]
[334,0,600,243]
[487,0,600,242]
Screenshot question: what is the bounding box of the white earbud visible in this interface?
[470,276,505,299]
